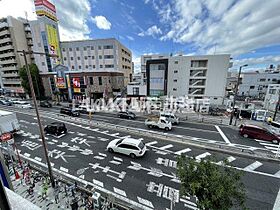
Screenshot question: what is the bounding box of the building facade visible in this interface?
[264,84,280,111]
[238,70,280,99]
[60,38,132,86]
[0,16,34,96]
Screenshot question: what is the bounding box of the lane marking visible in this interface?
[98,153,107,157]
[60,167,68,173]
[273,188,280,210]
[113,187,127,197]
[94,156,105,160]
[243,161,263,171]
[215,125,231,144]
[217,156,236,165]
[24,153,30,157]
[146,141,158,146]
[158,144,173,150]
[92,179,104,188]
[110,133,119,136]
[195,152,211,160]
[274,170,280,178]
[113,157,123,162]
[137,197,154,208]
[174,148,191,155]
[109,160,122,165]
[34,157,42,162]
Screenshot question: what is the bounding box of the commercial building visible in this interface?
[0,16,34,96]
[264,84,280,111]
[238,70,280,99]
[60,38,132,86]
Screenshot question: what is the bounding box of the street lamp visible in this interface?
[229,64,248,125]
[17,50,57,187]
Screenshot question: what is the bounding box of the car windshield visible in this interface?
[116,139,123,145]
[138,141,145,150]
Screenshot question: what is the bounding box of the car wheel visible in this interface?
[108,148,114,153]
[165,127,169,131]
[130,153,136,159]
[148,125,152,128]
[128,116,131,119]
[243,134,249,138]
[272,139,279,144]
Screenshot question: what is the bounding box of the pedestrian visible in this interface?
[71,184,75,197]
[64,184,68,196]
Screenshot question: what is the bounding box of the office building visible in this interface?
[264,84,280,111]
[60,38,132,86]
[0,16,34,96]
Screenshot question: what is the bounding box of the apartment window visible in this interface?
[71,66,74,69]
[174,61,179,64]
[268,79,270,81]
[174,79,177,82]
[89,77,94,85]
[98,77,102,85]
[174,70,178,73]
[269,89,276,94]
[98,46,102,50]
[42,62,45,66]
[133,87,139,95]
[84,47,87,51]
[191,60,208,68]
[100,65,103,68]
[79,65,81,69]
[69,48,72,51]
[86,65,88,69]
[250,86,255,89]
[77,57,80,60]
[272,78,277,82]
[76,47,79,51]
[71,57,73,61]
[104,45,113,49]
[105,64,114,68]
[91,46,94,50]
[99,55,102,59]
[104,55,114,59]
[259,78,266,82]
[93,65,95,68]
[38,43,42,47]
[173,88,177,91]
[63,57,67,61]
[91,56,95,59]
[84,56,87,60]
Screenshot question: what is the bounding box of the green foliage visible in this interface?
[177,155,247,210]
[19,63,45,99]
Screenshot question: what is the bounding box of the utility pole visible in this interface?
[273,89,280,121]
[18,50,55,187]
[229,64,248,125]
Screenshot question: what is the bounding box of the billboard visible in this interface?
[46,24,61,65]
[73,77,81,93]
[56,77,66,88]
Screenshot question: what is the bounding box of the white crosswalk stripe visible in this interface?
[217,156,236,165]
[113,187,127,197]
[137,197,154,208]
[244,161,263,171]
[146,141,158,146]
[195,152,211,160]
[174,148,192,155]
[158,144,173,150]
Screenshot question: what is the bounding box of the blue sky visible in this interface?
[1,0,280,72]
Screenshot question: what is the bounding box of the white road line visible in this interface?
[273,188,280,210]
[120,135,131,139]
[79,174,85,179]
[155,150,168,155]
[264,146,279,151]
[110,133,119,136]
[258,142,278,147]
[109,160,122,165]
[215,125,231,144]
[137,197,154,208]
[88,136,95,139]
[98,153,107,157]
[60,167,68,173]
[158,144,173,150]
[24,153,30,157]
[274,170,280,178]
[94,156,105,160]
[146,141,158,146]
[113,157,123,162]
[195,152,211,160]
[92,179,104,187]
[52,139,58,143]
[34,157,42,162]
[243,161,263,171]
[217,156,236,165]
[174,148,191,155]
[113,187,127,197]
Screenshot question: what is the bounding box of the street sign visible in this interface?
[0,133,12,142]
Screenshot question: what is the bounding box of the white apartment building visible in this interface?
[0,16,34,96]
[264,84,280,111]
[60,38,132,86]
[238,70,280,99]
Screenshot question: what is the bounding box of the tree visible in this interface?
[177,155,247,210]
[19,63,45,99]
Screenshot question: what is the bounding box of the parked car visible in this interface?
[118,111,136,119]
[40,101,52,108]
[15,101,32,109]
[77,105,91,114]
[60,107,80,117]
[145,116,172,131]
[44,122,67,136]
[239,124,280,144]
[160,112,179,124]
[0,99,12,106]
[107,137,146,158]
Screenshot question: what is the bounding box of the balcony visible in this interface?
[27,39,33,46]
[189,70,207,78]
[188,88,205,95]
[1,66,17,71]
[25,26,31,31]
[2,79,21,84]
[189,79,206,87]
[0,45,14,51]
[0,29,9,37]
[0,22,8,28]
[26,33,32,39]
[1,73,18,78]
[0,37,11,45]
[0,52,15,58]
[0,58,17,65]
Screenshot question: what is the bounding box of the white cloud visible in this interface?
[127,35,134,41]
[138,25,162,37]
[0,0,37,20]
[91,15,111,30]
[233,55,280,67]
[144,0,150,4]
[132,56,141,72]
[157,0,280,56]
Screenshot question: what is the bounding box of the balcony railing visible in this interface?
[0,45,14,51]
[190,70,207,77]
[189,79,206,86]
[0,29,9,37]
[188,88,205,95]
[0,58,16,65]
[0,37,11,45]
[0,52,15,58]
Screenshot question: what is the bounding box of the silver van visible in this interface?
[160,112,179,125]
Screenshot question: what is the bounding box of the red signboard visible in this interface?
[34,0,56,13]
[0,133,12,142]
[73,78,81,88]
[56,77,66,88]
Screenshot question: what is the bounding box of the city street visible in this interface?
[2,106,280,209]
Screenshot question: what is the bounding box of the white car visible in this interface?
[107,137,147,158]
[15,101,32,109]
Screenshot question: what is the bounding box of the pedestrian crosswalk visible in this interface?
[255,139,280,154]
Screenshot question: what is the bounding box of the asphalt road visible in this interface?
[1,107,280,210]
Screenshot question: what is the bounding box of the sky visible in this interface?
[0,0,280,73]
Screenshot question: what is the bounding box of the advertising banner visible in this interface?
[56,77,66,88]
[73,78,81,93]
[46,24,61,64]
